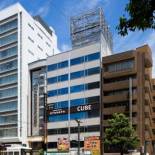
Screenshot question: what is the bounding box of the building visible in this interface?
[0,2,58,150]
[102,45,154,154]
[27,59,47,154]
[26,7,112,155]
[46,8,112,154]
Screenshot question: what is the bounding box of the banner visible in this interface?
[48,103,99,115]
[84,136,100,155]
[57,138,70,152]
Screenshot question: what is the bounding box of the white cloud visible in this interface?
[60,43,71,52]
[35,0,52,17]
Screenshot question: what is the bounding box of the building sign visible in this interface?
[84,136,100,155]
[57,138,70,152]
[48,104,99,116]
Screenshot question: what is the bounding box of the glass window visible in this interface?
[48,112,88,122]
[70,98,85,107]
[0,87,17,99]
[0,19,17,34]
[70,70,85,80]
[48,77,57,84]
[86,96,100,104]
[86,67,100,76]
[48,90,57,97]
[58,60,68,69]
[86,82,100,90]
[58,74,68,82]
[58,87,68,95]
[106,59,134,72]
[85,52,100,62]
[52,101,69,109]
[0,74,17,85]
[0,101,17,112]
[0,60,17,73]
[47,64,57,71]
[70,56,84,66]
[0,33,17,46]
[0,115,17,124]
[0,128,17,137]
[70,84,85,93]
[0,46,17,60]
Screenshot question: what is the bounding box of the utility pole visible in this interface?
[75,119,82,155]
[44,93,48,155]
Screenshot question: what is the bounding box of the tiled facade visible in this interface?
[102,45,154,154]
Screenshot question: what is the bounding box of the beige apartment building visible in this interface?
[102,45,155,155]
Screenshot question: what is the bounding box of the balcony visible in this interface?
[103,79,137,91]
[103,105,138,115]
[103,69,136,79]
[103,92,137,103]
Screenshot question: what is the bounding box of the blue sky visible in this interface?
[0,0,155,75]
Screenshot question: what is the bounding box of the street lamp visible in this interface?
[75,119,82,155]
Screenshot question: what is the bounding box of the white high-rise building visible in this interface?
[0,2,58,147]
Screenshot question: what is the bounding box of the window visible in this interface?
[70,56,84,66]
[86,96,100,104]
[0,74,17,85]
[28,23,34,30]
[0,101,17,112]
[49,96,100,110]
[58,74,68,82]
[47,64,57,71]
[70,84,85,93]
[70,70,84,80]
[28,36,34,43]
[0,128,17,137]
[38,45,43,51]
[0,33,17,46]
[86,82,100,90]
[37,33,43,39]
[0,60,17,73]
[0,87,17,99]
[58,61,68,69]
[48,87,68,97]
[0,46,17,59]
[85,52,100,62]
[47,60,68,71]
[47,74,68,84]
[58,87,68,95]
[28,49,34,56]
[105,59,134,72]
[51,101,69,109]
[48,90,57,97]
[70,52,100,66]
[86,67,100,76]
[48,112,88,122]
[48,77,57,84]
[70,98,85,107]
[0,19,17,34]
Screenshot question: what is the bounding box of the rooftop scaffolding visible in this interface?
[70,8,113,50]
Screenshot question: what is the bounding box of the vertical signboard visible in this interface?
[84,136,100,155]
[57,138,70,152]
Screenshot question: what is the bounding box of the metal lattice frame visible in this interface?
[70,8,113,50]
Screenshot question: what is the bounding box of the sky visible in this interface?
[0,0,155,75]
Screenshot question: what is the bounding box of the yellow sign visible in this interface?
[57,138,70,152]
[84,136,100,155]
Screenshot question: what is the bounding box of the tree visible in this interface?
[104,113,139,155]
[117,0,155,36]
